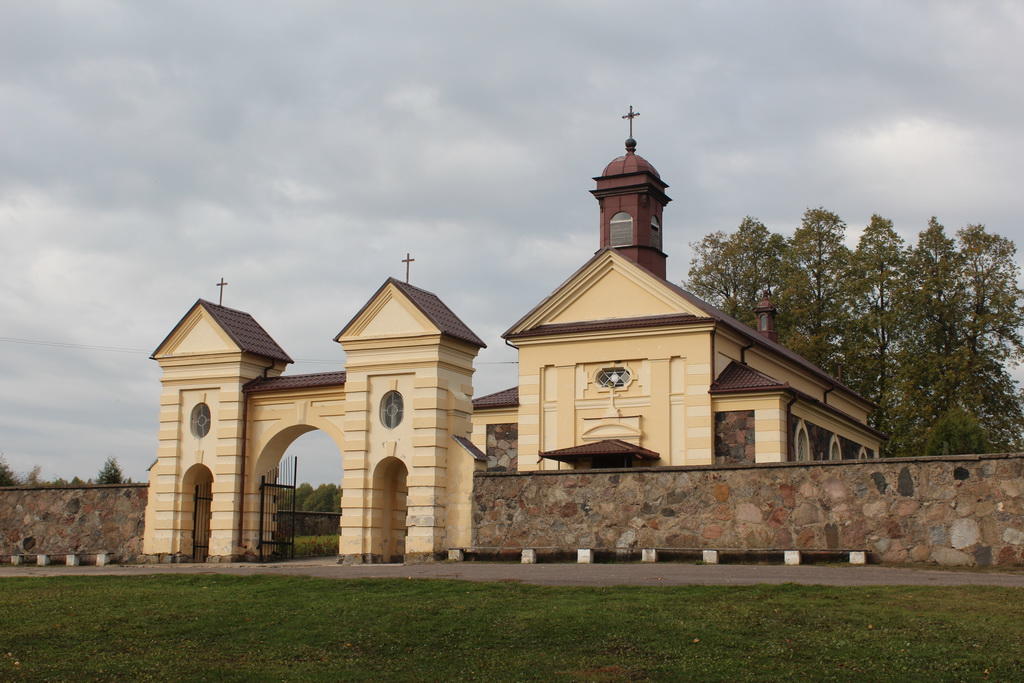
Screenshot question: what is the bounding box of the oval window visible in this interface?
[380,391,404,429]
[596,367,631,388]
[190,403,211,438]
[609,212,633,246]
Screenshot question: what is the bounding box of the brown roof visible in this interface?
[451,435,487,462]
[244,371,347,393]
[710,361,787,393]
[152,299,293,363]
[505,313,709,341]
[601,150,661,178]
[472,386,519,410]
[336,278,486,348]
[539,439,660,462]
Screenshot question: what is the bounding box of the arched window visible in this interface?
[609,212,633,246]
[380,391,404,429]
[857,446,868,460]
[649,215,662,250]
[190,403,211,438]
[795,422,810,462]
[830,437,841,461]
[758,313,770,331]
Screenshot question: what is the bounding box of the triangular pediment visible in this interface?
[153,303,241,358]
[336,280,441,341]
[505,250,706,336]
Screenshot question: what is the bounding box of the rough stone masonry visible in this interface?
[472,453,1024,566]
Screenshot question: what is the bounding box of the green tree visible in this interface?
[778,208,851,370]
[841,215,907,437]
[0,455,15,486]
[686,217,787,325]
[924,407,988,455]
[96,457,124,484]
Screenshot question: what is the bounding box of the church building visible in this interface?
[143,134,883,564]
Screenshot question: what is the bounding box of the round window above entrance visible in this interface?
[596,367,631,388]
[380,391,404,429]
[190,403,211,438]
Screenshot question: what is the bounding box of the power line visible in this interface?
[0,336,518,364]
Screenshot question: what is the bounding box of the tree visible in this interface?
[0,455,15,487]
[842,215,907,437]
[686,217,787,325]
[925,407,988,455]
[96,457,125,484]
[778,208,850,370]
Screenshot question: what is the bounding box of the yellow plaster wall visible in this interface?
[513,325,714,470]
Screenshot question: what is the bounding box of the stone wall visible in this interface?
[714,410,755,465]
[486,423,518,472]
[0,484,148,563]
[472,453,1024,567]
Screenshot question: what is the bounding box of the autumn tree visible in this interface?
[777,208,850,370]
[841,215,907,437]
[686,217,786,326]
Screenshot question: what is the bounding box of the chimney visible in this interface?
[753,291,777,342]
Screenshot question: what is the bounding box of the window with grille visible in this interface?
[596,367,631,388]
[190,403,211,438]
[380,391,404,429]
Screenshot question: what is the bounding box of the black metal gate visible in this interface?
[258,455,297,561]
[192,482,212,562]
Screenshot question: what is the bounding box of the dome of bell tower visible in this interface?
[601,138,661,178]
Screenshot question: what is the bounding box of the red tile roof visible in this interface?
[539,439,660,462]
[472,386,519,410]
[244,371,347,393]
[710,361,787,393]
[505,313,709,340]
[337,278,486,348]
[152,299,293,363]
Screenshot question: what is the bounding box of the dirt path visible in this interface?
[3,558,1024,587]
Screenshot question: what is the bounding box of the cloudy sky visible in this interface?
[2,1,1023,485]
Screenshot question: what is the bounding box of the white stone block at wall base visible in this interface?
[37,554,50,566]
[642,548,658,563]
[849,551,867,565]
[447,549,464,562]
[66,554,80,566]
[11,554,22,566]
[702,550,720,565]
[521,549,537,564]
[577,549,593,564]
[96,552,111,567]
[784,550,802,566]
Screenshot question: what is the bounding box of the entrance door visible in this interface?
[373,457,408,562]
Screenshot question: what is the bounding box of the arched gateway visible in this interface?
[143,278,485,563]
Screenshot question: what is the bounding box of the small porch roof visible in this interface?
[538,439,660,463]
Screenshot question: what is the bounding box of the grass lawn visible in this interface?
[1,575,1022,681]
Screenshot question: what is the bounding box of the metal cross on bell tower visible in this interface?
[622,105,640,138]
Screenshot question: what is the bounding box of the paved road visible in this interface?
[3,558,1024,587]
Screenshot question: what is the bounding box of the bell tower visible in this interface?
[591,132,672,279]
